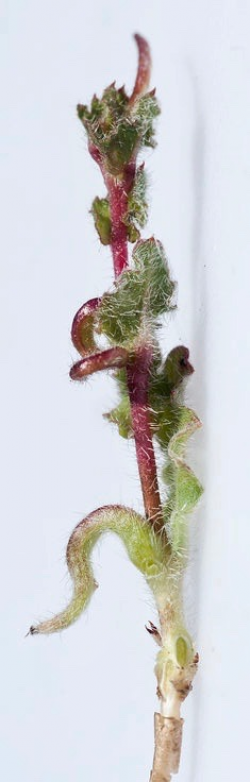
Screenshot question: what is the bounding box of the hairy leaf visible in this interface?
[77,85,160,174]
[30,506,169,635]
[91,197,111,245]
[99,238,175,347]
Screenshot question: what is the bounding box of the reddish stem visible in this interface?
[127,348,163,532]
[106,164,135,278]
[89,143,135,279]
[86,39,163,531]
[88,35,151,279]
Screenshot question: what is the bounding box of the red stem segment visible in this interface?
[106,174,130,278]
[83,42,163,530]
[105,163,135,278]
[89,144,135,279]
[127,349,163,532]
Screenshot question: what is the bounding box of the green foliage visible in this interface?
[133,239,176,316]
[151,404,182,451]
[106,346,192,447]
[98,238,175,347]
[104,124,139,175]
[123,165,148,242]
[77,86,160,175]
[130,92,160,148]
[126,165,148,235]
[162,407,203,555]
[150,346,193,400]
[176,636,188,667]
[104,395,133,438]
[91,197,111,245]
[31,506,170,634]
[105,351,202,565]
[91,167,148,246]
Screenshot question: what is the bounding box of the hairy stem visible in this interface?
[127,348,163,532]
[102,142,164,528]
[105,164,135,278]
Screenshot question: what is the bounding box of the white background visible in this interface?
[1,1,250,780]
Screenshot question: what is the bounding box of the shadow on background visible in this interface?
[187,63,208,782]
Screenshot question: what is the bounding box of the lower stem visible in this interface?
[150,713,183,782]
[127,347,164,532]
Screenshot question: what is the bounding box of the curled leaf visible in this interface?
[71,297,101,357]
[29,505,170,635]
[70,347,127,381]
[99,238,175,347]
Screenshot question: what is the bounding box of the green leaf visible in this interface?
[176,636,188,667]
[77,86,160,174]
[99,270,144,345]
[152,346,194,398]
[146,346,194,450]
[124,165,148,241]
[98,238,175,347]
[131,92,160,148]
[104,396,133,439]
[103,122,139,174]
[162,407,203,556]
[30,506,169,635]
[152,404,182,452]
[91,196,111,245]
[126,222,140,243]
[132,239,176,317]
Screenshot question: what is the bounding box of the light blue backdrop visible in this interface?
[1,1,249,780]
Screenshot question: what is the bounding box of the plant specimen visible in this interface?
[30,35,203,781]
